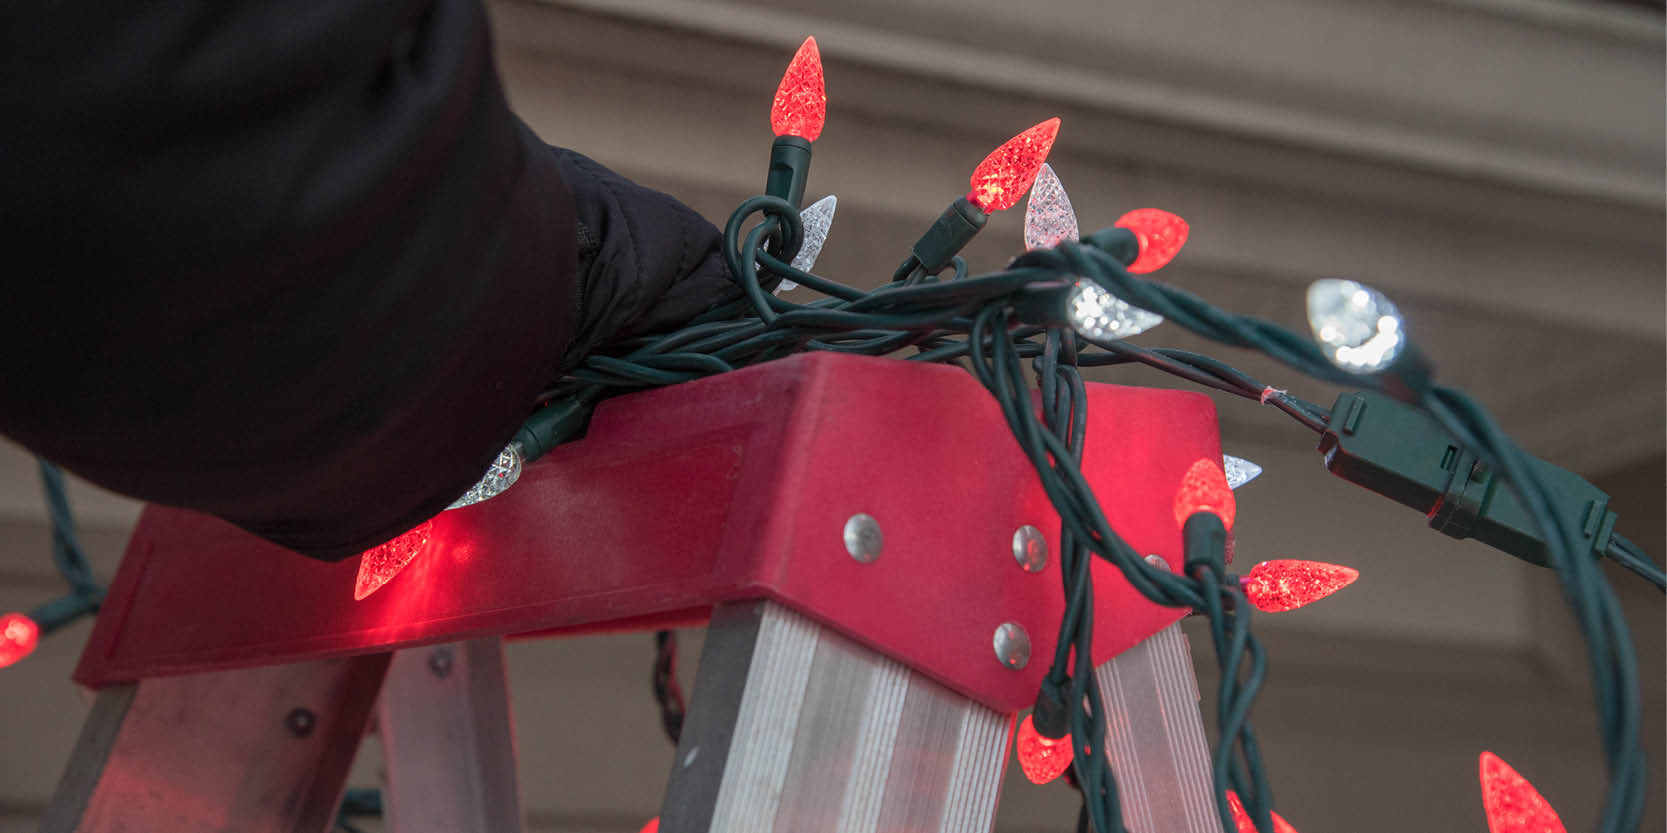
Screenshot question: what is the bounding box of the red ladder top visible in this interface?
[76,353,1220,712]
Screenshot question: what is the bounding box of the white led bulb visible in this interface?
[1066,281,1163,342]
[1222,454,1263,490]
[1024,163,1078,251]
[778,194,837,293]
[1306,279,1406,373]
[1032,167,1163,340]
[446,442,524,510]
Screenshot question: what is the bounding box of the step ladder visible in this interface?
[42,353,1225,833]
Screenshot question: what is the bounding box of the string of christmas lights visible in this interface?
[510,38,1649,832]
[14,35,1657,833]
[1,462,104,669]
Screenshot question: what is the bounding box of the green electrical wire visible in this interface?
[30,462,106,637]
[1608,535,1665,589]
[38,461,100,599]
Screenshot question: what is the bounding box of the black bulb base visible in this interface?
[764,136,814,211]
[909,197,989,276]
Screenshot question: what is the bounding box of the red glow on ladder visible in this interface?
[1226,790,1300,833]
[1115,209,1189,274]
[1015,713,1074,784]
[1479,751,1567,833]
[354,520,434,601]
[0,612,40,668]
[967,118,1061,213]
[1242,560,1360,612]
[1173,458,1236,531]
[771,37,827,141]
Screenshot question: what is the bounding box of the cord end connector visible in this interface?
[1319,390,1613,567]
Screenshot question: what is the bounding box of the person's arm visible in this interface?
[0,1,730,560]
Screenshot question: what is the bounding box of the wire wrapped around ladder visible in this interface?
[652,630,687,746]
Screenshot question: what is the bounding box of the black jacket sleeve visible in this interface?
[0,2,702,560]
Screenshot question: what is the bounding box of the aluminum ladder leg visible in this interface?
[41,636,527,833]
[657,601,1217,833]
[661,601,1013,833]
[376,637,524,833]
[41,655,391,833]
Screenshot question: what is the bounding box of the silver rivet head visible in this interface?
[428,647,454,678]
[284,707,316,738]
[1144,553,1169,570]
[1012,525,1048,573]
[844,513,883,563]
[993,622,1031,670]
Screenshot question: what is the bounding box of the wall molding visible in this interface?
[519,0,1663,209]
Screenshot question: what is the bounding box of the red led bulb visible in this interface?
[967,117,1061,213]
[354,520,434,601]
[638,818,660,833]
[1480,751,1567,833]
[1173,458,1236,530]
[1226,790,1300,833]
[1015,714,1074,784]
[1241,559,1360,612]
[0,612,40,668]
[1115,208,1190,274]
[771,37,826,142]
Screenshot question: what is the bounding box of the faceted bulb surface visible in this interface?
[771,37,826,141]
[1173,457,1236,530]
[1023,163,1078,251]
[1015,714,1074,784]
[1306,279,1406,372]
[447,443,524,509]
[779,194,837,293]
[0,613,39,668]
[1114,208,1189,274]
[1067,281,1162,341]
[1479,752,1567,833]
[967,118,1060,213]
[1243,559,1359,612]
[354,520,434,600]
[1222,454,1263,490]
[1226,790,1300,833]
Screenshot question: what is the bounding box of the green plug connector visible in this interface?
[1319,390,1614,567]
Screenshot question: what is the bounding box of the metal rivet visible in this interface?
[993,622,1031,670]
[1012,525,1048,573]
[428,647,454,678]
[843,513,883,563]
[1144,553,1168,570]
[284,707,316,738]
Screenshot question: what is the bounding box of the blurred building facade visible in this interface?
[0,0,1661,830]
